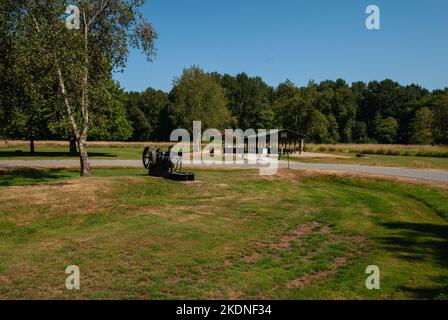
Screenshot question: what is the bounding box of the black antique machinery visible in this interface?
[142,147,195,181]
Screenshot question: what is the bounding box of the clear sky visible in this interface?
[114,0,448,92]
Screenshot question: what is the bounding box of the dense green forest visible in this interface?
[2,65,448,145]
[124,66,448,144]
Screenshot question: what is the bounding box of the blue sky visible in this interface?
[114,0,448,92]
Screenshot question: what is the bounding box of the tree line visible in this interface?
[1,3,448,178]
[3,64,448,151]
[125,66,448,145]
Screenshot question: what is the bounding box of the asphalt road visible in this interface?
[1,159,448,184]
[284,162,448,183]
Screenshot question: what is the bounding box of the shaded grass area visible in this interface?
[0,168,143,186]
[320,175,448,221]
[0,150,117,158]
[0,146,142,160]
[0,168,447,299]
[0,168,75,186]
[293,153,448,170]
[0,141,195,160]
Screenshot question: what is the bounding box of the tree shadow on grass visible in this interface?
[397,276,448,300]
[0,150,117,158]
[379,222,448,299]
[0,168,75,186]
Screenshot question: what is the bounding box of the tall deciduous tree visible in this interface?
[428,93,448,144]
[274,80,318,136]
[11,32,56,153]
[0,1,15,140]
[12,0,157,176]
[374,115,398,143]
[169,66,233,132]
[85,79,133,141]
[219,73,274,130]
[410,107,433,145]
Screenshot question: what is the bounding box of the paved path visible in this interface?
[284,162,448,183]
[1,159,448,184]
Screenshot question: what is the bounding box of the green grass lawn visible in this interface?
[0,168,447,299]
[293,153,448,170]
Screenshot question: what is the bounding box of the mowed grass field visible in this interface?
[296,143,448,170]
[305,144,448,158]
[2,140,448,170]
[0,168,447,299]
[292,153,448,170]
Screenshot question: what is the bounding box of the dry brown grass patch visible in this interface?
[0,177,119,224]
[286,255,350,289]
[271,221,332,250]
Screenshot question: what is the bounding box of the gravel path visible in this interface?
[1,159,448,183]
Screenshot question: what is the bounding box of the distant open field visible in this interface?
[292,153,448,171]
[0,168,447,299]
[305,144,448,158]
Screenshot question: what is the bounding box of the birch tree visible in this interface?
[11,0,157,176]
